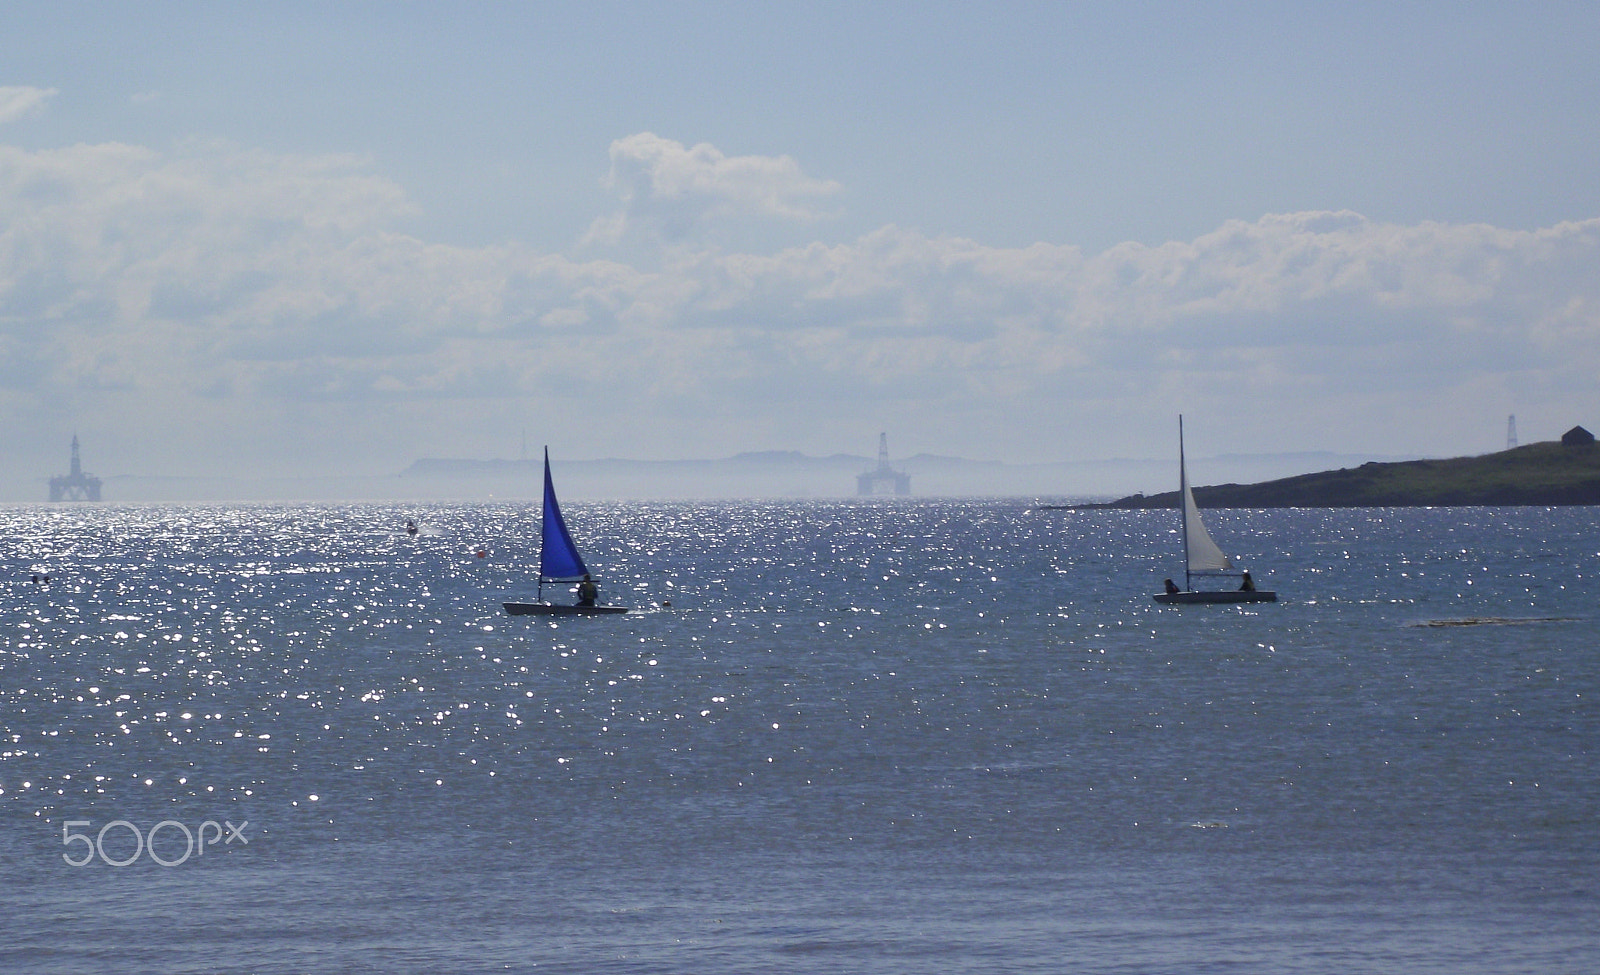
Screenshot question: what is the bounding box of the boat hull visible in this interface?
[1154,590,1277,605]
[503,602,629,616]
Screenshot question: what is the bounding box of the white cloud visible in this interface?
[585,132,842,246]
[0,86,58,124]
[2,133,1597,480]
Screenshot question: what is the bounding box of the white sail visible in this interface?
[1180,455,1233,573]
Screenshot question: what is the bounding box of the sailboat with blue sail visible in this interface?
[504,449,629,616]
[1153,416,1277,604]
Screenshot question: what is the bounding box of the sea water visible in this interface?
[0,500,1595,974]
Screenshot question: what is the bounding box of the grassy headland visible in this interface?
[1087,440,1600,508]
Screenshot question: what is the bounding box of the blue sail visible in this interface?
[539,449,590,582]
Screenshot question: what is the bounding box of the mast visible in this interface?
[1178,415,1191,591]
[536,448,548,602]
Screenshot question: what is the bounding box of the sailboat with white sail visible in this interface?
[1153,417,1277,604]
[503,449,629,616]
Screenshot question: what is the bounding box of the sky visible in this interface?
[2,2,1598,495]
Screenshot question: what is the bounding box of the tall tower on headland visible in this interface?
[1507,414,1518,451]
[856,433,911,495]
[49,435,103,501]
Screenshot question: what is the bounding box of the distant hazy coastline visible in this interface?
[11,448,1406,504]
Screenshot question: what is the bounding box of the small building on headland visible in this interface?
[857,433,911,495]
[49,436,103,501]
[1561,425,1595,447]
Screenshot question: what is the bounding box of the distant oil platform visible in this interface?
[856,432,911,495]
[49,435,103,501]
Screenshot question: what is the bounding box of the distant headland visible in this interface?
[1080,430,1600,509]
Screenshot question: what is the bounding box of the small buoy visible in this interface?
[475,548,488,559]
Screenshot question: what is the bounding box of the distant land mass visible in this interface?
[8,446,1407,503]
[395,448,1403,502]
[1084,439,1600,508]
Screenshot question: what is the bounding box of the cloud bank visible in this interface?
[585,133,843,247]
[1,132,1596,482]
[0,86,56,124]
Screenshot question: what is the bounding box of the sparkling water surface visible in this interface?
[2,500,1595,973]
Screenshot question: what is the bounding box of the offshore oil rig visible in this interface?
[856,432,911,495]
[49,435,103,501]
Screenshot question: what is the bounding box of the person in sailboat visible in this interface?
[1239,571,1255,592]
[1164,578,1181,595]
[576,574,598,607]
